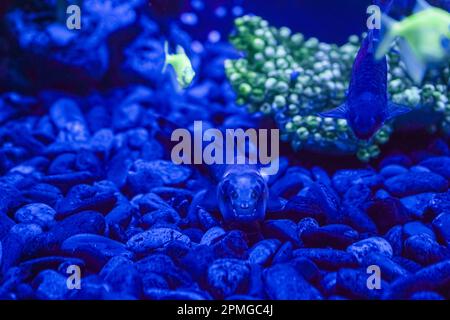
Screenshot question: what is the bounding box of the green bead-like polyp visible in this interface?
[226,15,450,161]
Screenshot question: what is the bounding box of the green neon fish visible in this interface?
[163,41,196,89]
[375,0,450,84]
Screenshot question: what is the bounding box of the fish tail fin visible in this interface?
[398,38,427,84]
[374,14,398,60]
[162,41,170,73]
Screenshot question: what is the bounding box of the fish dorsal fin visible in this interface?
[318,103,348,119]
[163,41,171,73]
[176,45,186,55]
[386,102,411,120]
[398,38,427,84]
[414,0,431,13]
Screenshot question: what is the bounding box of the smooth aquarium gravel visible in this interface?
[0,1,449,301]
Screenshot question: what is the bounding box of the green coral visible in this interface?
[225,15,450,162]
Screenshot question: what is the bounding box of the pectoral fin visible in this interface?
[318,103,348,119]
[386,102,411,120]
[398,38,427,84]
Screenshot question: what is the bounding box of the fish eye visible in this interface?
[251,190,258,199]
[230,190,239,199]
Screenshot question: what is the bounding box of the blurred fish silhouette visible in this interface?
[319,0,410,141]
[376,0,450,84]
[163,41,196,89]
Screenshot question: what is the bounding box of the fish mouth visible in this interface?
[232,207,257,217]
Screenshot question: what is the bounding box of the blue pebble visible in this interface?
[144,288,211,300]
[432,212,450,245]
[212,230,248,260]
[141,272,169,291]
[200,227,226,246]
[301,224,359,249]
[366,197,411,233]
[293,248,358,270]
[263,220,300,246]
[21,183,62,209]
[332,169,382,195]
[135,254,193,288]
[380,164,408,178]
[181,245,215,282]
[347,237,393,263]
[48,153,76,175]
[67,275,109,300]
[320,272,337,297]
[10,223,43,243]
[270,171,312,198]
[392,256,422,273]
[384,226,403,256]
[55,183,117,219]
[14,203,56,229]
[409,165,430,173]
[182,227,203,243]
[404,234,449,265]
[379,154,412,168]
[403,221,436,240]
[271,241,293,265]
[400,193,434,218]
[102,260,142,298]
[44,211,106,250]
[429,191,450,216]
[297,217,319,238]
[105,202,134,228]
[342,206,378,234]
[141,208,180,228]
[197,208,220,230]
[410,291,445,300]
[127,228,190,254]
[33,270,68,300]
[263,263,322,300]
[383,260,450,299]
[0,233,24,275]
[419,156,450,179]
[336,268,386,299]
[361,253,410,282]
[291,257,321,283]
[207,259,250,298]
[0,213,15,239]
[248,239,281,265]
[107,152,132,188]
[384,172,448,197]
[61,234,132,272]
[342,184,372,207]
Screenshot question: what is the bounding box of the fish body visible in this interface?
[319,30,410,140]
[376,0,450,84]
[163,41,196,89]
[155,115,268,223]
[215,162,268,223]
